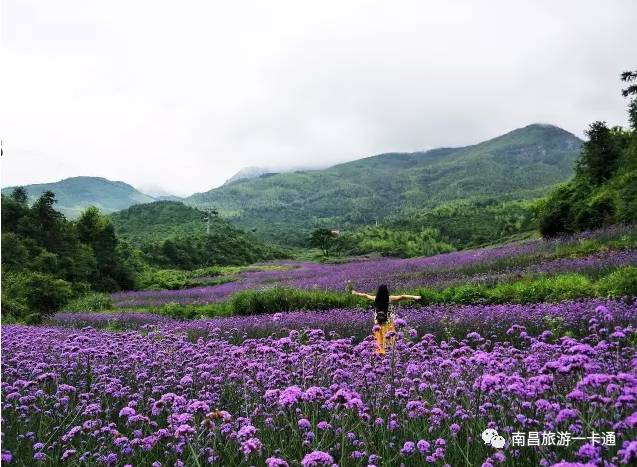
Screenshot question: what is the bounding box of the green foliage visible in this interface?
[0,176,155,218]
[187,124,581,246]
[155,302,202,320]
[76,206,136,291]
[391,199,538,250]
[413,267,636,307]
[344,226,455,257]
[308,229,339,256]
[539,72,637,236]
[1,191,137,320]
[596,266,637,298]
[417,273,595,305]
[576,122,625,184]
[2,272,73,318]
[109,201,210,244]
[110,201,287,269]
[138,269,189,290]
[0,298,29,321]
[64,293,113,312]
[227,287,365,316]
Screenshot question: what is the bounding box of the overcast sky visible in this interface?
[2,0,635,196]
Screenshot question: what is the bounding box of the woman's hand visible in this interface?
[352,290,375,300]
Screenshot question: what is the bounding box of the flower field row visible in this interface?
[50,299,637,343]
[111,247,637,308]
[3,300,637,465]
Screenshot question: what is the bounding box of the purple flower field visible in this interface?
[111,247,637,308]
[50,299,637,344]
[3,300,637,465]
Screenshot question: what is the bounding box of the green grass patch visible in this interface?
[224,287,366,316]
[596,266,637,298]
[64,293,113,312]
[416,268,636,305]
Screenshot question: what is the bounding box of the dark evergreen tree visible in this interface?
[576,122,623,185]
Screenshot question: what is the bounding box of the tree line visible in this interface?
[2,189,136,322]
[538,71,637,235]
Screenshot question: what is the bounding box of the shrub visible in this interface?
[138,269,189,290]
[64,293,113,312]
[229,287,365,316]
[490,274,591,304]
[416,273,594,306]
[417,288,443,305]
[188,266,223,277]
[156,302,201,320]
[0,298,29,321]
[24,313,44,325]
[596,266,637,298]
[450,284,488,304]
[3,272,73,316]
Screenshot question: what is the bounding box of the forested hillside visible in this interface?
[1,176,154,217]
[1,195,287,321]
[187,124,582,245]
[109,201,286,269]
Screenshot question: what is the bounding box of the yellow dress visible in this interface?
[373,308,396,355]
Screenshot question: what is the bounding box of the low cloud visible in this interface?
[2,0,635,195]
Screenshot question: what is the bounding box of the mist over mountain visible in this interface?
[224,165,328,185]
[2,124,582,246]
[186,124,582,244]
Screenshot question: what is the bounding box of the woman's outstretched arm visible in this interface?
[389,294,421,302]
[351,290,375,301]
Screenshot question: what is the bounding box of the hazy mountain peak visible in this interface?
[1,176,155,218]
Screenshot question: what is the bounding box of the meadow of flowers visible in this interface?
[3,300,637,466]
[111,243,637,308]
[3,226,636,465]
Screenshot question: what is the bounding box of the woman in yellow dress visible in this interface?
[351,285,421,355]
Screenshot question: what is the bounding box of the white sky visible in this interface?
[1,0,635,196]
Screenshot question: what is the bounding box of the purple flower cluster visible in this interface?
[3,300,636,465]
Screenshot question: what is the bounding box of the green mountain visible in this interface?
[186,124,582,245]
[110,200,216,245]
[1,176,154,217]
[109,201,286,269]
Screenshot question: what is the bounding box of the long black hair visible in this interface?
[374,284,390,324]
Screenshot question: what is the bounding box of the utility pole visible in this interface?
[203,207,218,235]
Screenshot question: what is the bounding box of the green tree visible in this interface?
[621,70,637,130]
[309,229,338,256]
[576,122,624,185]
[11,186,28,204]
[76,206,134,291]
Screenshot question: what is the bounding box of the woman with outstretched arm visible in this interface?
[352,285,421,355]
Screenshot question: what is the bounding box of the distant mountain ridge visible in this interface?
[2,124,583,242]
[186,123,583,245]
[1,176,155,217]
[225,164,327,185]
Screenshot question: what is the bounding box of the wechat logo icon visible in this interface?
[482,428,506,449]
